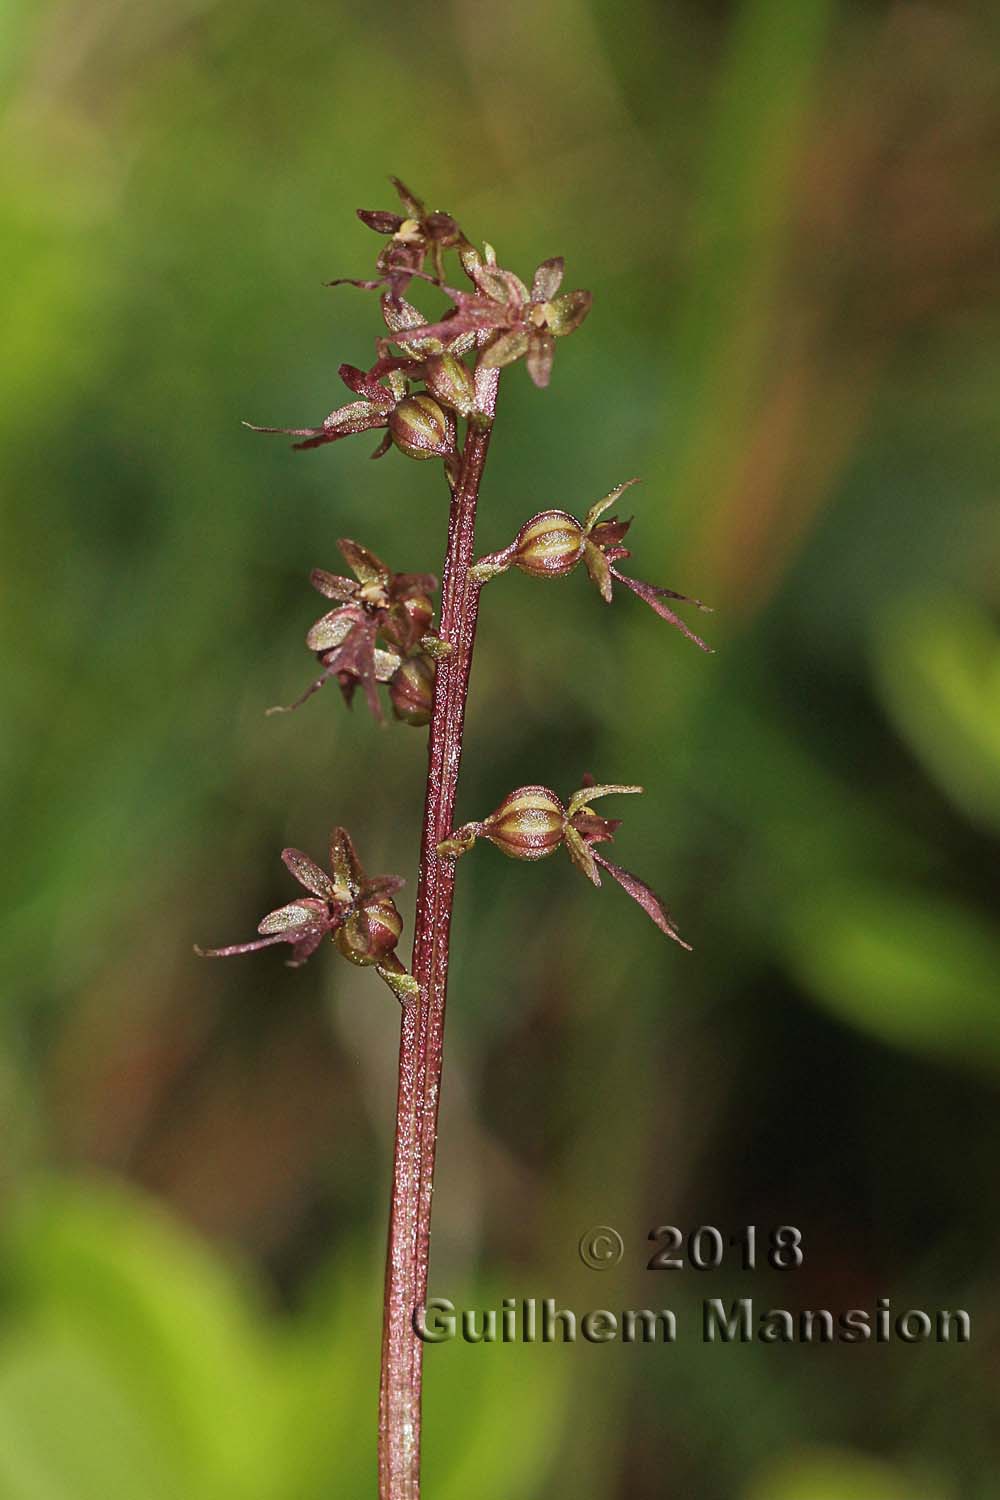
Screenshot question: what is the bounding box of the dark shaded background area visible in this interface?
[2,0,999,1495]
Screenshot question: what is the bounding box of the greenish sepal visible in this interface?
[564,824,600,886]
[567,783,643,818]
[584,478,640,534]
[583,539,613,602]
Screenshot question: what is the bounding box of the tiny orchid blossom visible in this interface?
[377,248,592,388]
[196,829,419,1002]
[471,479,714,651]
[438,777,691,949]
[337,176,474,296]
[246,361,456,462]
[269,538,440,722]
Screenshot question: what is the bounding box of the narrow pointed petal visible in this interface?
[306,610,354,652]
[381,294,447,354]
[564,823,600,886]
[472,264,527,305]
[625,577,713,611]
[246,399,387,450]
[322,399,392,433]
[338,364,396,408]
[547,288,592,337]
[329,827,365,901]
[584,478,641,534]
[612,570,713,651]
[531,256,565,302]
[583,539,613,603]
[526,332,555,388]
[265,666,338,715]
[592,852,692,950]
[357,208,404,235]
[290,429,362,452]
[326,274,393,291]
[389,176,426,218]
[195,932,292,958]
[310,570,357,602]
[337,538,391,586]
[244,421,331,440]
[479,328,531,370]
[380,295,480,356]
[281,849,337,900]
[258,899,328,934]
[567,783,643,818]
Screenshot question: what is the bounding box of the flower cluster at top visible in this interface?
[199,177,712,993]
[247,176,594,470]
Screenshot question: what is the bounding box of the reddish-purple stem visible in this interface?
[378,360,500,1500]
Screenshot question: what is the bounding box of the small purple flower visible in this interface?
[196,828,418,1002]
[269,538,439,722]
[245,361,455,462]
[379,249,592,388]
[339,177,473,296]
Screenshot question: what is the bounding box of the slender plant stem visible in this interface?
[378,361,501,1500]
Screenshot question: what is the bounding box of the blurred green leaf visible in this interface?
[781,882,1000,1070]
[1,1177,281,1500]
[745,1446,945,1500]
[874,594,1000,833]
[0,1331,178,1500]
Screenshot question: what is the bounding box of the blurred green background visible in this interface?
[2,0,999,1495]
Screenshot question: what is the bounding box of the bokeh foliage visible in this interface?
[2,0,999,1495]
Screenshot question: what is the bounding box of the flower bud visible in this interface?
[335,893,404,967]
[389,654,436,726]
[423,354,477,418]
[513,511,586,579]
[389,395,455,460]
[483,786,566,861]
[382,593,434,653]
